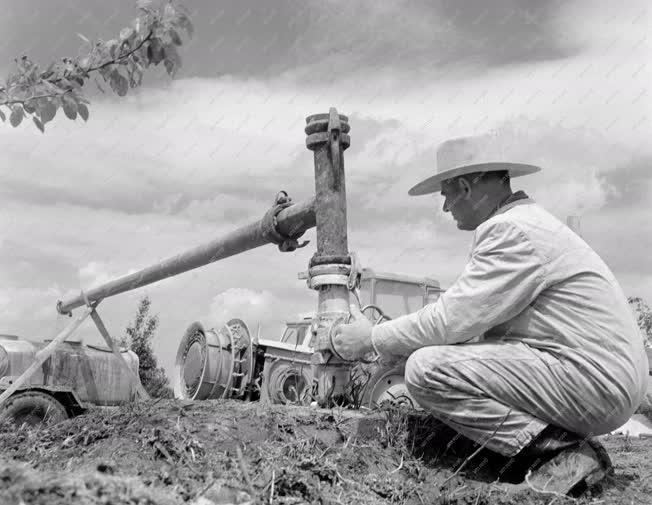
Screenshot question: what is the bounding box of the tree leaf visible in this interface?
[62,99,77,120]
[32,116,44,132]
[164,59,174,76]
[109,70,129,96]
[163,44,181,76]
[133,17,143,35]
[164,3,176,20]
[106,39,120,59]
[23,100,36,114]
[37,98,57,123]
[117,73,128,96]
[169,28,182,46]
[9,106,23,127]
[0,109,5,122]
[120,27,135,42]
[99,65,113,81]
[78,103,89,121]
[148,38,165,65]
[60,77,81,90]
[178,14,194,38]
[94,77,106,93]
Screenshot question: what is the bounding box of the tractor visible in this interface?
[172,268,443,409]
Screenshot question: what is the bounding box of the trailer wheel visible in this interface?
[0,391,69,426]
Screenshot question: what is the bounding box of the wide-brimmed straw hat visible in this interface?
[408,134,541,196]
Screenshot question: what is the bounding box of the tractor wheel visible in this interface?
[0,391,69,427]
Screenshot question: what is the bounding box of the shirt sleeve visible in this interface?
[371,220,547,360]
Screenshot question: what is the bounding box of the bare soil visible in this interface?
[0,400,650,505]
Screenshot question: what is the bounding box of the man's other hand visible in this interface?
[332,304,375,360]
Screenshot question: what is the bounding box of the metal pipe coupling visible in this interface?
[306,263,351,290]
[261,191,310,252]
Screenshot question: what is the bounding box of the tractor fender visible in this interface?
[0,379,88,416]
[0,389,70,426]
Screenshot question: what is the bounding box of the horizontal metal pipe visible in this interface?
[57,198,316,314]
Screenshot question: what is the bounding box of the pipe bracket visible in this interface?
[261,191,310,252]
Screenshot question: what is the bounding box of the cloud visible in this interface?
[204,288,278,333]
[279,0,577,83]
[599,156,652,209]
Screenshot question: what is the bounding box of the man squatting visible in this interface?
[334,134,649,493]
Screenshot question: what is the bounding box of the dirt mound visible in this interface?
[0,400,650,505]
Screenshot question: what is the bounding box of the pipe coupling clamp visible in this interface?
[307,263,351,289]
[261,191,310,252]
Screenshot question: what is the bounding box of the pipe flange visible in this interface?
[310,254,351,267]
[307,263,351,289]
[305,132,350,150]
[304,110,351,151]
[304,115,351,135]
[309,274,349,289]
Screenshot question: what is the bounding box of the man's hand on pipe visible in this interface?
[332,304,375,360]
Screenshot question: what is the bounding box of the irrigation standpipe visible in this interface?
[304,108,359,406]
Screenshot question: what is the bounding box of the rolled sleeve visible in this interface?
[371,221,547,360]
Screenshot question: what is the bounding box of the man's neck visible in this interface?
[473,189,532,227]
[489,190,530,219]
[475,189,513,223]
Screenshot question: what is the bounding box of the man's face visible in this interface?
[440,178,477,231]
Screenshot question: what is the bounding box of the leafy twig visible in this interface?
[0,0,193,132]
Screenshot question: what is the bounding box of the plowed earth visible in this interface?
[0,400,650,505]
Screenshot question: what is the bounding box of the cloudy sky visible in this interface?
[1,0,650,375]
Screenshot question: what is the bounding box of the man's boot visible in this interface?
[521,438,613,494]
[509,426,613,495]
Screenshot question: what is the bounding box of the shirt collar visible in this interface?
[489,190,532,219]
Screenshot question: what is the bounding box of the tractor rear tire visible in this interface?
[0,391,69,427]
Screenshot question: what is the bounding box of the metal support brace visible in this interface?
[90,309,150,400]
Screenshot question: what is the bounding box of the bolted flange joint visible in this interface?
[305,109,351,151]
[305,254,361,291]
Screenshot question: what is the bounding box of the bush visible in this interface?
[122,296,173,398]
[629,297,652,346]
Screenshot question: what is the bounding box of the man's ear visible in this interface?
[457,177,473,200]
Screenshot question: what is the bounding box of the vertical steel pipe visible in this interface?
[305,110,350,259]
[305,108,354,405]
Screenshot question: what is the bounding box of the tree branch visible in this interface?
[86,30,153,74]
[0,0,192,131]
[2,90,73,107]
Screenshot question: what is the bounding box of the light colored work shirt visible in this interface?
[372,198,649,411]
